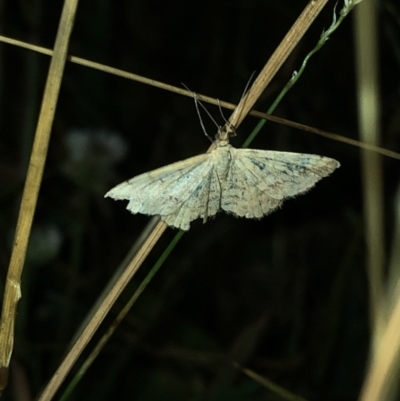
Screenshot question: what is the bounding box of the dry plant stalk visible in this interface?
[37,1,330,400]
[38,223,167,401]
[0,0,79,393]
[354,0,385,346]
[227,0,329,129]
[237,364,308,401]
[359,285,400,401]
[0,36,399,161]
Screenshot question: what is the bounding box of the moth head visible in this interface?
[216,124,237,145]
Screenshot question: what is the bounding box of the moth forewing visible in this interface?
[234,149,340,198]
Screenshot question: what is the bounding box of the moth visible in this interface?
[105,125,340,230]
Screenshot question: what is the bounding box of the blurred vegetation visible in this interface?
[0,0,399,400]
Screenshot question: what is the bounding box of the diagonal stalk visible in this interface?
[37,1,330,400]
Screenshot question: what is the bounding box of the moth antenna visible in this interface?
[241,71,256,98]
[217,99,236,138]
[181,83,219,143]
[218,73,257,140]
[194,94,215,143]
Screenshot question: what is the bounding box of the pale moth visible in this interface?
[105,120,340,230]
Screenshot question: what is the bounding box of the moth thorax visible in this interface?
[213,146,232,179]
[216,138,229,147]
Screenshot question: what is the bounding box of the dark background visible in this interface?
[0,0,399,400]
